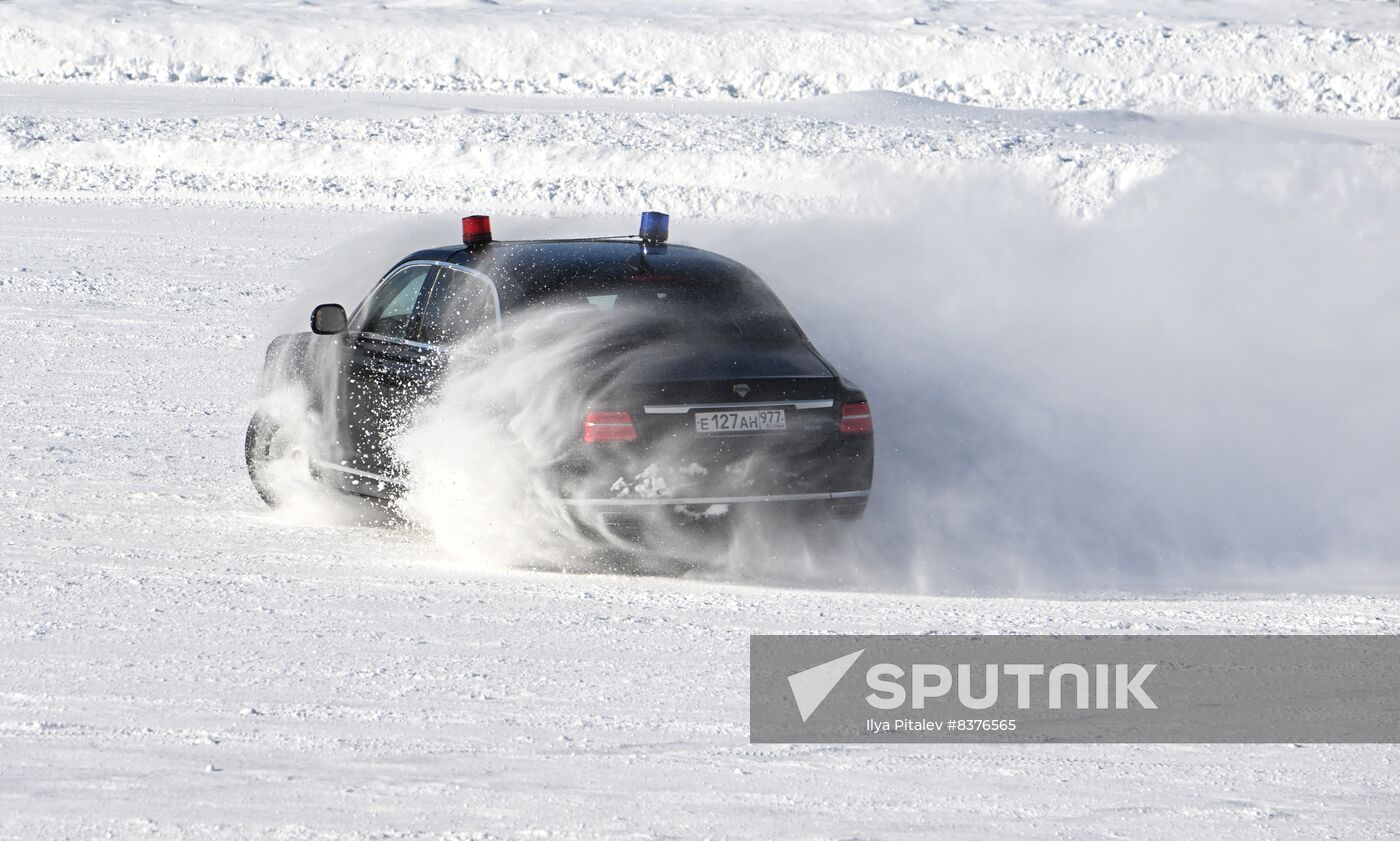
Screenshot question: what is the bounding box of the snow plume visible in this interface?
[390,305,658,572]
[247,337,379,527]
[713,142,1400,594]
[389,304,867,575]
[283,141,1400,594]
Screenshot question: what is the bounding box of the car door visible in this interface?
[342,263,438,477]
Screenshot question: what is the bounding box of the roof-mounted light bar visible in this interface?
[457,212,672,247]
[639,211,669,244]
[462,215,492,246]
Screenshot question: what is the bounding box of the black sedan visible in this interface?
[246,213,873,540]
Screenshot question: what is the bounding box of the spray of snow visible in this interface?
[271,140,1400,594]
[717,143,1400,593]
[386,303,812,574]
[389,307,626,571]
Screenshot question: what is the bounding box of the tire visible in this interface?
[245,412,311,508]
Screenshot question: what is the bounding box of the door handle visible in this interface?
[352,359,403,378]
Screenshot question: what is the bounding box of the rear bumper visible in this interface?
[555,429,875,506]
[565,490,869,545]
[559,489,869,507]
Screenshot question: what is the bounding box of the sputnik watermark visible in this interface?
[789,650,1156,723]
[751,635,1400,743]
[866,717,1016,734]
[865,661,1156,710]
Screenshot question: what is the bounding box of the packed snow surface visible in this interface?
[2,204,1398,839]
[4,0,1400,837]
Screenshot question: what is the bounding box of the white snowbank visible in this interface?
[0,87,1183,218]
[2,0,1397,117]
[7,84,1396,222]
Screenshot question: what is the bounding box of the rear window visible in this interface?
[521,259,803,342]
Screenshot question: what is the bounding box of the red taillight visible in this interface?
[839,401,873,436]
[583,410,637,443]
[462,214,492,245]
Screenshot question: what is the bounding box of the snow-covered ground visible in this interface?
[4,0,1400,837]
[1,203,1397,838]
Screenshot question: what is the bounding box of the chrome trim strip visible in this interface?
[560,490,869,507]
[315,463,868,506]
[643,399,834,414]
[314,461,400,484]
[315,462,869,507]
[359,332,436,351]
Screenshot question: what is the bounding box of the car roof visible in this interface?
[398,239,759,300]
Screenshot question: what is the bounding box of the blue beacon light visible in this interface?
[639,211,669,243]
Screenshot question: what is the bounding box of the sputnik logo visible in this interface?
[788,649,864,722]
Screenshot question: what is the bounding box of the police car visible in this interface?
[246,213,873,538]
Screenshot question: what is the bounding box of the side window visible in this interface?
[358,265,433,339]
[420,270,499,346]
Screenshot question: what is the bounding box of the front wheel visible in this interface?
[245,412,313,507]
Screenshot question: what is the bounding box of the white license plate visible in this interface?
[693,409,787,435]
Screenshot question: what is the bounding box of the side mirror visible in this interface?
[310,303,347,335]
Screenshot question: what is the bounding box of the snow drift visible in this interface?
[3,0,1397,117]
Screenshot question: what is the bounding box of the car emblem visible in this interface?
[733,384,750,398]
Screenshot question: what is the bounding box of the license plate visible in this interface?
[693,409,787,435]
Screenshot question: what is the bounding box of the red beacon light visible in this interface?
[462,215,492,246]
